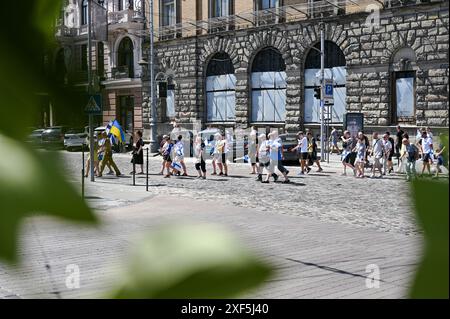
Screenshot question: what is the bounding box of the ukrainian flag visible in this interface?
[107,120,126,144]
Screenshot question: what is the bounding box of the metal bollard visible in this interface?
[81,148,85,200]
[146,148,149,192]
[132,161,136,186]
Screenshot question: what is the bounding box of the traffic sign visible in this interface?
[324,79,333,100]
[85,94,102,114]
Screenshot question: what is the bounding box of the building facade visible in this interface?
[56,0,147,144]
[55,0,449,141]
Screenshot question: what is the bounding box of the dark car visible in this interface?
[41,126,69,150]
[26,129,45,148]
[279,133,300,163]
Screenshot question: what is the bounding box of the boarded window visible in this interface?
[206,53,236,122]
[395,72,415,118]
[251,47,286,123]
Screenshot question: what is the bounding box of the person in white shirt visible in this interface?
[370,132,384,178]
[221,133,229,177]
[291,131,310,175]
[418,130,434,176]
[174,135,188,176]
[269,131,290,184]
[256,134,273,183]
[211,133,223,175]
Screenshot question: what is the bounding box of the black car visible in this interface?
[41,126,69,150]
[279,133,300,163]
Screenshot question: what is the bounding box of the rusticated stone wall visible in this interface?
[141,1,449,135]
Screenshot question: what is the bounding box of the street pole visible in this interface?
[149,0,158,153]
[320,23,325,162]
[327,103,330,164]
[88,0,95,182]
[146,148,149,192]
[82,148,85,199]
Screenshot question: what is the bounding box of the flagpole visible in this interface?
[88,0,95,182]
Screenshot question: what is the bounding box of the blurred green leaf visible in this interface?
[410,179,449,298]
[439,133,448,166]
[0,1,65,140]
[111,224,273,299]
[0,134,98,263]
[33,0,64,41]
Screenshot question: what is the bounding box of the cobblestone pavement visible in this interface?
[1,150,441,299]
[63,150,437,235]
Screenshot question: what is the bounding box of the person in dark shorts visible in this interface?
[161,136,174,178]
[385,131,395,174]
[194,135,206,179]
[306,131,323,172]
[340,130,356,176]
[291,131,310,175]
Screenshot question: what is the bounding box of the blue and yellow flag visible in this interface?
[107,120,126,144]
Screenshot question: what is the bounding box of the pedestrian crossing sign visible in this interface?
[85,94,102,114]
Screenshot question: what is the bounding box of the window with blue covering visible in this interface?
[206,52,236,122]
[251,47,286,123]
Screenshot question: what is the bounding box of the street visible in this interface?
[0,150,430,299]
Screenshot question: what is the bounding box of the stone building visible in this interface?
[55,0,448,142]
[142,0,449,141]
[56,0,147,144]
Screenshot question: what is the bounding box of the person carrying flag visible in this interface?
[98,131,121,177]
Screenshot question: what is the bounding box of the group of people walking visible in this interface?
[338,126,446,181]
[85,125,446,183]
[84,130,146,178]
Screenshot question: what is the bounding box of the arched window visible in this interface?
[81,0,88,25]
[391,47,416,124]
[251,47,286,123]
[304,41,346,123]
[118,37,134,78]
[206,52,236,122]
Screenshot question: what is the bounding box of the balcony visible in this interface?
[152,0,441,41]
[55,25,78,38]
[108,9,144,26]
[111,66,135,79]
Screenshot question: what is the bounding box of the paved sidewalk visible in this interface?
[0,192,422,299]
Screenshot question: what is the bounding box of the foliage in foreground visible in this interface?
[111,224,272,299]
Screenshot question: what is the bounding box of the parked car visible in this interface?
[41,126,69,150]
[64,128,88,151]
[279,133,300,163]
[26,128,45,148]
